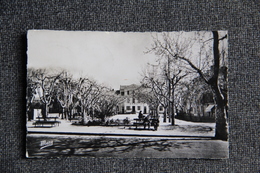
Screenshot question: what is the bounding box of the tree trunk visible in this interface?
[163,110,167,122]
[171,114,175,125]
[61,108,64,119]
[211,84,228,140]
[211,31,228,141]
[64,108,68,120]
[42,103,48,120]
[214,103,228,140]
[171,88,175,125]
[168,103,172,123]
[28,108,33,121]
[68,108,72,120]
[82,108,88,125]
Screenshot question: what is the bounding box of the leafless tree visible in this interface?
[141,58,187,124]
[95,89,125,122]
[149,31,228,140]
[135,86,160,117]
[27,68,62,120]
[55,71,76,120]
[26,68,38,120]
[76,78,103,124]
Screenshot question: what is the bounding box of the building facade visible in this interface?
[118,84,150,114]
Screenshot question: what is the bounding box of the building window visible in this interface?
[121,92,124,96]
[159,106,163,111]
[137,106,141,110]
[132,98,135,103]
[126,106,131,110]
[127,91,130,95]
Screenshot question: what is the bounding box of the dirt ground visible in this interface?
[26,114,228,158]
[26,135,228,158]
[27,113,216,137]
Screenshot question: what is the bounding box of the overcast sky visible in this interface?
[27,30,159,90]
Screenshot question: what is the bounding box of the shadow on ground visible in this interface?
[26,135,228,158]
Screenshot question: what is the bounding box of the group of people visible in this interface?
[138,111,146,119]
[138,111,159,130]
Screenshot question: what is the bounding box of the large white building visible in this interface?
[118,84,150,114]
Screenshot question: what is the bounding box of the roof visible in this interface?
[120,84,140,90]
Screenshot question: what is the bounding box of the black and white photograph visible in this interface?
[26,30,228,158]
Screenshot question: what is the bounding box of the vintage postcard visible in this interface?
[26,30,228,158]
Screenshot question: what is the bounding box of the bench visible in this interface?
[70,116,83,124]
[37,116,58,121]
[133,122,144,128]
[34,117,60,127]
[131,118,159,130]
[33,120,61,127]
[132,118,151,129]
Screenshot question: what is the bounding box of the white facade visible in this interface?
[118,84,150,114]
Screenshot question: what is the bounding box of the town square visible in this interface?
[26,30,228,158]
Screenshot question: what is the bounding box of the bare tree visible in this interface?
[95,89,124,122]
[149,31,228,140]
[76,78,103,124]
[142,75,169,122]
[135,86,160,117]
[27,68,62,120]
[55,71,75,120]
[26,68,38,120]
[177,77,213,121]
[141,59,187,124]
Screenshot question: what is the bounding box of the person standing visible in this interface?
[138,111,143,119]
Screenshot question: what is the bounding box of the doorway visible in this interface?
[144,106,147,114]
[132,106,136,113]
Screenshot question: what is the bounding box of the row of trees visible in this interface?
[139,31,228,140]
[26,69,124,124]
[26,31,228,140]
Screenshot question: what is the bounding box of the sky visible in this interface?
[27,30,227,90]
[27,30,159,90]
